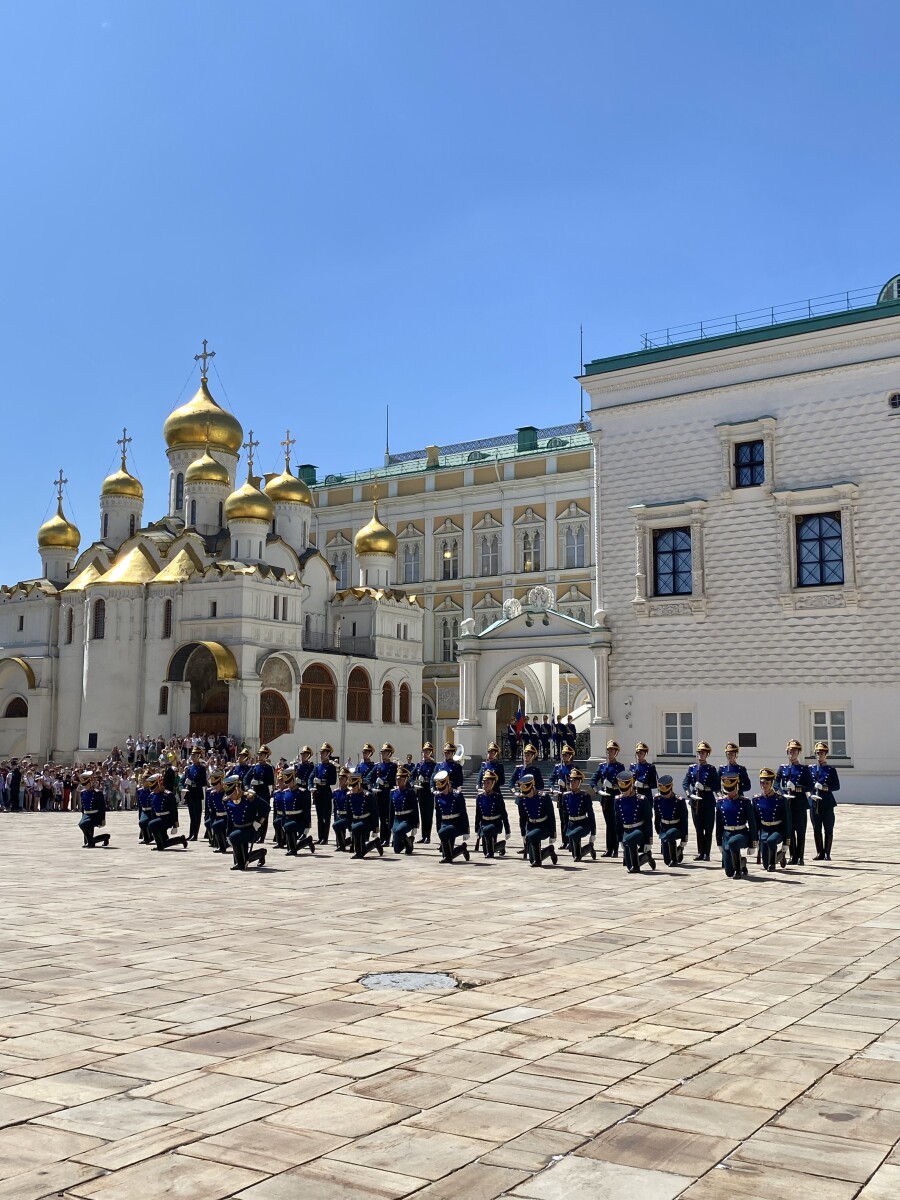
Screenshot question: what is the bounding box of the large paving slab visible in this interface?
[2,807,900,1197]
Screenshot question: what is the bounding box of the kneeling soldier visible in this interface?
[715,770,757,880]
[146,772,187,851]
[752,767,790,872]
[434,768,470,863]
[282,767,316,856]
[390,764,419,854]
[563,769,596,862]
[615,771,655,872]
[331,767,352,851]
[348,769,383,859]
[225,775,268,870]
[78,771,110,848]
[475,768,508,858]
[653,775,689,866]
[520,774,558,868]
[207,768,229,853]
[550,745,577,845]
[512,744,545,854]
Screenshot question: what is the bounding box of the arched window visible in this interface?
[399,682,411,724]
[480,534,499,576]
[440,539,459,580]
[92,598,106,640]
[331,552,349,589]
[565,525,585,569]
[260,689,291,744]
[102,512,109,540]
[3,697,27,718]
[65,607,74,645]
[347,666,371,722]
[441,617,459,663]
[129,513,136,537]
[189,499,197,526]
[162,598,173,639]
[175,473,184,510]
[381,680,394,723]
[299,663,336,720]
[523,531,541,572]
[158,685,168,715]
[403,543,420,584]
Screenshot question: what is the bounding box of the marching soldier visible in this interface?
[282,767,316,856]
[224,774,267,870]
[358,743,377,789]
[348,768,383,859]
[412,742,438,844]
[147,771,188,851]
[77,770,110,848]
[294,745,316,841]
[390,763,418,854]
[206,768,229,853]
[519,773,558,867]
[161,751,179,794]
[271,768,287,849]
[136,770,154,844]
[539,716,553,761]
[631,742,658,807]
[550,745,577,844]
[776,740,814,865]
[562,769,596,862]
[721,742,752,794]
[331,767,352,851]
[182,746,207,841]
[590,740,625,858]
[373,743,398,845]
[653,775,689,866]
[752,767,791,872]
[313,743,337,845]
[809,741,840,861]
[248,746,275,843]
[615,770,655,873]
[564,714,578,753]
[474,767,508,857]
[433,768,470,863]
[715,770,757,880]
[683,742,719,861]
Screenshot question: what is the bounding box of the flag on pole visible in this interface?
[515,704,525,735]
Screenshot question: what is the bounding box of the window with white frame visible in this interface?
[440,616,459,662]
[564,525,586,568]
[630,499,708,619]
[330,551,349,589]
[774,483,859,613]
[440,538,459,580]
[558,501,590,569]
[474,591,501,633]
[653,527,692,596]
[663,711,693,755]
[402,542,420,583]
[811,708,848,757]
[717,416,776,495]
[515,508,545,574]
[521,530,541,572]
[479,534,499,576]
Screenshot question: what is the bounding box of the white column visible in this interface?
[589,431,605,623]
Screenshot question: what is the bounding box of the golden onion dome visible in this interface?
[163,378,243,454]
[38,501,81,551]
[265,466,312,506]
[355,499,397,556]
[185,450,230,486]
[224,474,275,524]
[101,457,144,500]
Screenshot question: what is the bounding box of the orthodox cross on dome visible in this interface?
[369,479,382,503]
[243,429,259,476]
[194,338,216,382]
[54,468,67,503]
[116,427,132,468]
[280,429,296,471]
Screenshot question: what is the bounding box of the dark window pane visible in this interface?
[734,439,764,487]
[653,526,692,596]
[796,512,844,587]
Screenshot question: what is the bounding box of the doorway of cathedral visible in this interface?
[260,690,291,744]
[492,665,591,758]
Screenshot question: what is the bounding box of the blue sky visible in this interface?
[2,0,899,580]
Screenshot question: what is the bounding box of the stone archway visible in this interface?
[167,641,238,738]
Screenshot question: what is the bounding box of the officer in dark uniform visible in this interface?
[282,767,316,856]
[272,767,288,849]
[136,770,154,844]
[683,741,719,861]
[433,768,470,863]
[550,745,576,845]
[247,746,275,843]
[313,742,337,845]
[182,747,207,841]
[348,768,383,858]
[440,743,465,788]
[539,716,553,761]
[147,771,188,851]
[331,767,352,851]
[478,743,506,793]
[776,739,814,865]
[653,775,689,866]
[809,741,840,860]
[715,770,757,879]
[631,742,658,808]
[615,771,655,873]
[752,767,791,872]
[358,743,377,790]
[224,775,268,870]
[511,744,544,854]
[412,742,438,844]
[519,773,558,867]
[390,763,418,854]
[506,721,519,762]
[523,717,539,753]
[235,747,252,785]
[565,716,578,754]
[373,742,398,845]
[590,739,625,857]
[562,768,596,862]
[78,770,110,848]
[161,751,179,794]
[206,768,229,853]
[293,745,316,840]
[721,742,752,795]
[474,767,508,857]
[551,715,564,761]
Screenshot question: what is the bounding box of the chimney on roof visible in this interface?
[425,445,440,468]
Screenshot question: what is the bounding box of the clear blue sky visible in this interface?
[2,0,899,581]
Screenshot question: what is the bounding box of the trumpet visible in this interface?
[453,744,467,768]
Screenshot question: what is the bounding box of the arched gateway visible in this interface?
[455,588,613,764]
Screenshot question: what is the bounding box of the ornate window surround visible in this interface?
[773,482,860,614]
[514,506,545,573]
[716,416,777,499]
[557,501,590,569]
[629,498,708,621]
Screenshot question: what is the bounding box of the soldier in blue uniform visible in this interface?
[235,747,252,785]
[206,769,229,853]
[562,768,596,862]
[474,767,508,857]
[390,763,418,854]
[809,741,840,860]
[631,742,658,808]
[519,773,558,867]
[281,767,316,856]
[293,745,316,841]
[511,744,544,854]
[78,770,110,848]
[348,769,383,859]
[433,768,470,863]
[475,743,508,851]
[136,770,154,844]
[331,767,352,851]
[550,745,577,845]
[358,743,377,789]
[590,740,625,858]
[247,746,275,843]
[776,739,814,865]
[715,770,757,879]
[615,771,655,873]
[539,716,553,761]
[440,743,465,789]
[412,742,438,844]
[653,775,689,866]
[683,741,719,861]
[147,771,188,851]
[181,747,207,841]
[373,742,398,845]
[271,768,287,849]
[313,742,337,845]
[224,774,268,870]
[721,742,751,794]
[752,767,791,872]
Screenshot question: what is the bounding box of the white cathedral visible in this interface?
[0,359,424,763]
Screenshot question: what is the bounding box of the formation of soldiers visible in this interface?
[505,715,578,761]
[76,734,840,877]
